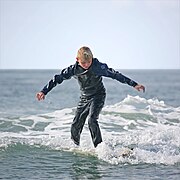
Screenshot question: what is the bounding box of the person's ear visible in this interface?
[76,57,79,62]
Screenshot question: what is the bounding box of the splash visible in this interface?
[0,95,180,165]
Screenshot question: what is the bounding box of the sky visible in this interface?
[0,0,179,69]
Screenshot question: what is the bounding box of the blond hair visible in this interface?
[77,46,93,61]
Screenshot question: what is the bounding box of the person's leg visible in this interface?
[71,97,90,145]
[88,94,106,147]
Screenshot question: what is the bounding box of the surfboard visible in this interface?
[68,147,97,157]
[65,146,133,158]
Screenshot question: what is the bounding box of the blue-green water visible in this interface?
[0,70,180,179]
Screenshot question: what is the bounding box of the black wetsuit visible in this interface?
[41,58,138,147]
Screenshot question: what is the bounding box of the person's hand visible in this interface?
[36,92,45,101]
[134,84,145,92]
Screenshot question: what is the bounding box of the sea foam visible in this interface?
[0,95,180,165]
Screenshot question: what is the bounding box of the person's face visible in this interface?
[77,58,92,69]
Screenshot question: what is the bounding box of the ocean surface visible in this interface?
[0,69,180,179]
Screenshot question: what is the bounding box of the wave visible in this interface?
[0,95,180,165]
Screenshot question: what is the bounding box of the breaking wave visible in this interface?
[0,95,180,165]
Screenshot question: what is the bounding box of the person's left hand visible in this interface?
[134,84,145,92]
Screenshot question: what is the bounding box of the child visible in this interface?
[36,46,145,148]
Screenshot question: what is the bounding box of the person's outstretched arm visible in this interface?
[94,59,145,92]
[36,65,75,101]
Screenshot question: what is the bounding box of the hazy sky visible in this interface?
[0,0,179,69]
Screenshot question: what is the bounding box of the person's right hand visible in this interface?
[36,92,45,101]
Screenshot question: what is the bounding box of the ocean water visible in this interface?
[0,69,180,179]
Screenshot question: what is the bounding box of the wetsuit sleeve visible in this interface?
[41,65,75,95]
[97,62,138,87]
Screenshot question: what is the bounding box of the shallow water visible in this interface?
[0,70,180,179]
